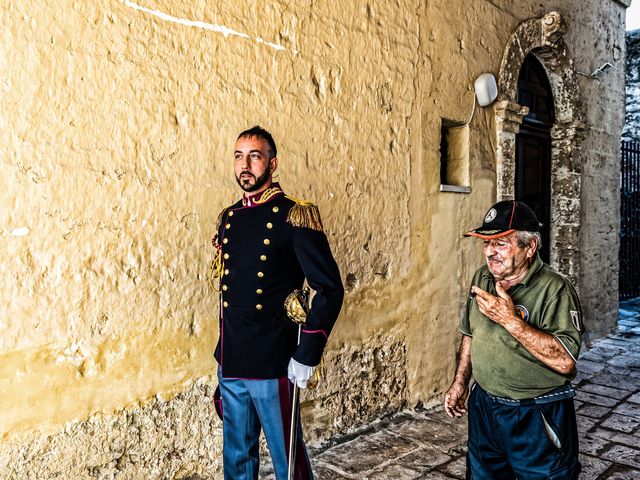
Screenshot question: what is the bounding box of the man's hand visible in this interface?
[287,358,315,388]
[472,282,519,327]
[444,381,469,418]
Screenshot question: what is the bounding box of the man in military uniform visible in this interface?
[211,126,344,480]
[444,200,582,479]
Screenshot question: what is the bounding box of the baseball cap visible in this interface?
[464,200,540,239]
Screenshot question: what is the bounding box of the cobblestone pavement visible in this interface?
[265,298,640,479]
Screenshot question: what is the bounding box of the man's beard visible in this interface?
[236,169,271,192]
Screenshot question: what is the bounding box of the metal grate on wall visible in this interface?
[620,141,640,300]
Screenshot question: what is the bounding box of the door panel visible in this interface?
[516,54,554,264]
[516,128,551,263]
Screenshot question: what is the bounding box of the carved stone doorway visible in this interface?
[494,12,584,282]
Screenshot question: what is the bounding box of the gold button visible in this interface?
[223,238,228,244]
[260,255,267,261]
[266,222,273,229]
[228,211,234,217]
[223,253,229,259]
[222,285,228,291]
[224,269,229,275]
[225,223,231,229]
[257,271,264,278]
[256,289,263,294]
[263,239,270,245]
[256,304,263,310]
[223,301,228,307]
[272,206,279,213]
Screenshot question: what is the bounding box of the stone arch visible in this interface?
[494,11,585,281]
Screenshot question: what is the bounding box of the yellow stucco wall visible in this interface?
[0,0,627,477]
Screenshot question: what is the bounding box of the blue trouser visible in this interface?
[467,384,581,480]
[217,368,313,480]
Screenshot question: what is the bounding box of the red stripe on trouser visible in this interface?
[278,377,311,480]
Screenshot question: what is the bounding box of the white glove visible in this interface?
[287,358,315,389]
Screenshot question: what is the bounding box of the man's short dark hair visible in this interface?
[237,125,277,159]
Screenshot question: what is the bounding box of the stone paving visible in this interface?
[265,297,640,479]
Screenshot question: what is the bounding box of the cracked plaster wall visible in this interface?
[0,0,627,478]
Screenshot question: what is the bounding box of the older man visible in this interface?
[444,200,582,479]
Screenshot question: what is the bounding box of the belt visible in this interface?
[478,383,575,406]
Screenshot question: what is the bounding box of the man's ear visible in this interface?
[270,157,278,173]
[525,238,538,260]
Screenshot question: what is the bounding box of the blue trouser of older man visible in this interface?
[217,368,313,480]
[466,383,581,480]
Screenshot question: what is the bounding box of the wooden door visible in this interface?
[516,54,554,263]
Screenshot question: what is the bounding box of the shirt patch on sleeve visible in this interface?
[515,305,529,322]
[570,310,582,332]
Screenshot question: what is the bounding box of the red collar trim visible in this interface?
[242,183,284,207]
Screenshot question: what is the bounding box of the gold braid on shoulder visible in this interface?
[209,208,227,291]
[285,195,324,232]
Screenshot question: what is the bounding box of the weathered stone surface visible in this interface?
[437,455,466,479]
[606,355,640,368]
[578,383,633,400]
[579,454,612,479]
[600,413,640,433]
[613,402,640,417]
[0,379,222,479]
[602,468,640,480]
[302,327,408,441]
[578,434,610,456]
[577,415,598,435]
[391,416,467,453]
[415,471,456,479]
[366,463,422,480]
[398,446,452,472]
[576,392,618,408]
[590,373,640,391]
[601,445,640,469]
[314,429,419,476]
[627,392,640,404]
[591,428,640,448]
[577,404,612,419]
[575,360,607,375]
[304,464,352,480]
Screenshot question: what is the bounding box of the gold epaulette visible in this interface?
[215,207,226,227]
[285,195,324,232]
[208,207,228,291]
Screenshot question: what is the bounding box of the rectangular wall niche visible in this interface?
[439,119,471,193]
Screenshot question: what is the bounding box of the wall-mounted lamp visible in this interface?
[474,73,499,107]
[454,73,499,128]
[577,62,614,79]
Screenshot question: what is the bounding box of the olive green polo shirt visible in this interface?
[460,254,582,399]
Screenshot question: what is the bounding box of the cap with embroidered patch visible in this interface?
[464,200,540,239]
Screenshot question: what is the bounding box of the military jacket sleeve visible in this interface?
[290,220,344,367]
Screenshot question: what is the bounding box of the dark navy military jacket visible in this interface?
[213,184,344,379]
